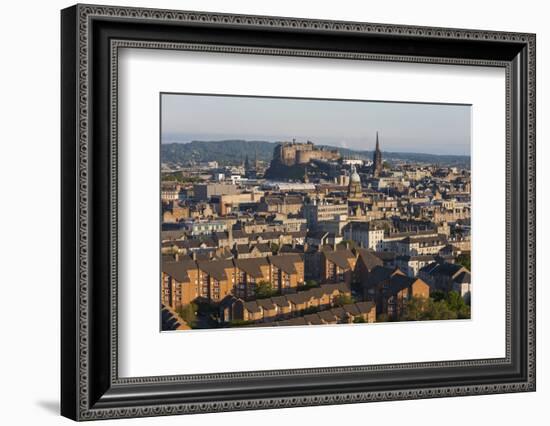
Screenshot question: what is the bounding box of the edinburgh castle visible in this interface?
[273,140,341,166]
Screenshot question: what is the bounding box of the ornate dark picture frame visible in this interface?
[61,4,536,421]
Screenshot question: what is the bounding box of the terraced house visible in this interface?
[419,260,471,303]
[161,259,200,309]
[254,301,376,327]
[233,257,271,298]
[161,254,305,308]
[363,267,430,318]
[219,282,352,324]
[321,247,357,285]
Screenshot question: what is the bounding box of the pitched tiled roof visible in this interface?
[268,254,301,274]
[235,244,251,254]
[162,260,197,283]
[373,251,397,262]
[232,230,248,239]
[212,247,234,260]
[342,304,360,316]
[421,261,466,278]
[453,271,471,284]
[318,282,351,294]
[396,254,437,262]
[330,307,348,319]
[317,310,337,322]
[162,254,177,264]
[196,259,234,281]
[270,296,290,308]
[234,258,269,278]
[257,299,275,310]
[286,292,309,305]
[304,313,324,325]
[355,248,384,271]
[218,295,239,309]
[161,230,187,241]
[278,244,304,254]
[365,265,395,287]
[323,249,355,270]
[354,301,376,314]
[194,252,213,262]
[214,231,229,241]
[255,243,272,253]
[385,274,416,295]
[243,301,262,313]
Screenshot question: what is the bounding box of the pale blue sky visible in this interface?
[161,93,471,156]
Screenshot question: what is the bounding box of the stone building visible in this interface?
[419,260,471,302]
[321,247,357,286]
[219,282,351,323]
[273,140,341,166]
[348,164,362,197]
[161,254,305,307]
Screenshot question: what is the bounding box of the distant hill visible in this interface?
[161,140,470,167]
[161,140,274,165]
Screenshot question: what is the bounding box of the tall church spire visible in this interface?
[373,131,383,178]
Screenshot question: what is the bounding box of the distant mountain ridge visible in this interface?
[161,140,470,167]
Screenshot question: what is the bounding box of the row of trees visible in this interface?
[161,173,203,183]
[399,290,470,321]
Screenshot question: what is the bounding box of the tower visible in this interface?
[373,131,383,178]
[348,164,362,197]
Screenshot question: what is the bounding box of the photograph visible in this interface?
[160,94,472,331]
[57,3,536,420]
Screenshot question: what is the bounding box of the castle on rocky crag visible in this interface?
[273,140,341,166]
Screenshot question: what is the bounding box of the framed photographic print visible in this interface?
[61,4,536,421]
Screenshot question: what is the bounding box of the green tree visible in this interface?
[446,291,471,318]
[333,294,354,307]
[161,173,202,183]
[400,291,470,321]
[446,291,465,310]
[353,316,366,323]
[270,242,279,254]
[401,296,431,321]
[255,280,275,299]
[304,279,319,289]
[429,300,458,320]
[456,253,471,271]
[431,290,447,302]
[176,303,198,328]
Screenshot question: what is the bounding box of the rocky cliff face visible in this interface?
[264,160,306,181]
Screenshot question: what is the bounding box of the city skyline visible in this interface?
[160,93,472,332]
[161,93,472,156]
